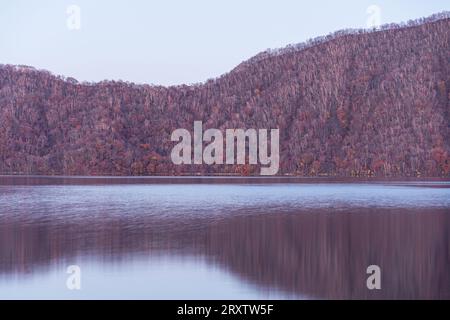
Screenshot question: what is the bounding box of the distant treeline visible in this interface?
[0,13,449,176]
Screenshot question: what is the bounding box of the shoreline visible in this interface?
[1,175,449,186]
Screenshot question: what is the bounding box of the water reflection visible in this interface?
[0,178,449,299]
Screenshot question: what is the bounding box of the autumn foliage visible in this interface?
[0,13,449,176]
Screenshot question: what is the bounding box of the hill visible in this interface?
[0,12,449,176]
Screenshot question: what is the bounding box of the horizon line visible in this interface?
[1,10,448,89]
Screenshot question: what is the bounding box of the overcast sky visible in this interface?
[1,0,448,85]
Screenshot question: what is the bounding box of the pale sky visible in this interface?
[0,0,448,85]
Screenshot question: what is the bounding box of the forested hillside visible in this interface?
[0,13,449,176]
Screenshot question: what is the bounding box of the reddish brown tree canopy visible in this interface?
[0,14,449,176]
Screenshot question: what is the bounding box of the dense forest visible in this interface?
[0,13,449,176]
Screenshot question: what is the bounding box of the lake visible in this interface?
[0,176,449,299]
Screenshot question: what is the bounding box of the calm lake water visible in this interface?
[0,176,449,299]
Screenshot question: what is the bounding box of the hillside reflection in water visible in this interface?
[0,178,449,299]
